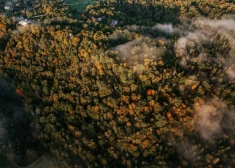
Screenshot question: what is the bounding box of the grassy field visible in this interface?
[66,0,97,11]
[65,0,97,19]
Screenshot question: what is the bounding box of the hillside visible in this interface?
[0,0,235,167]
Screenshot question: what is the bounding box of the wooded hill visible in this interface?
[1,0,235,167]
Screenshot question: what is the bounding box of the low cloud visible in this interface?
[169,136,203,163]
[194,98,226,141]
[122,18,235,79]
[221,105,235,131]
[153,23,174,34]
[125,23,178,35]
[112,37,165,74]
[174,31,210,66]
[174,18,235,79]
[225,65,235,79]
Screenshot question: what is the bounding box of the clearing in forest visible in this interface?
[65,0,97,12]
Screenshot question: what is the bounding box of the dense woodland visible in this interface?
[1,0,235,167]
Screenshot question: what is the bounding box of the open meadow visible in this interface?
[65,0,97,19]
[65,0,97,11]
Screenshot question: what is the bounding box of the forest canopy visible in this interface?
[1,0,235,167]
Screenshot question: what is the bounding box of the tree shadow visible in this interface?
[0,78,43,167]
[103,1,181,47]
[114,1,181,26]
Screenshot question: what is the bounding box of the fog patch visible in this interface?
[225,65,235,79]
[174,18,235,79]
[125,23,180,35]
[112,37,165,74]
[153,23,174,34]
[169,137,203,164]
[221,105,235,131]
[194,98,227,141]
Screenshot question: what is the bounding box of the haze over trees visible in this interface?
[0,0,235,167]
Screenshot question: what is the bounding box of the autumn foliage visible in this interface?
[1,0,235,168]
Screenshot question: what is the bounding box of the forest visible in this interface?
[0,0,235,167]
